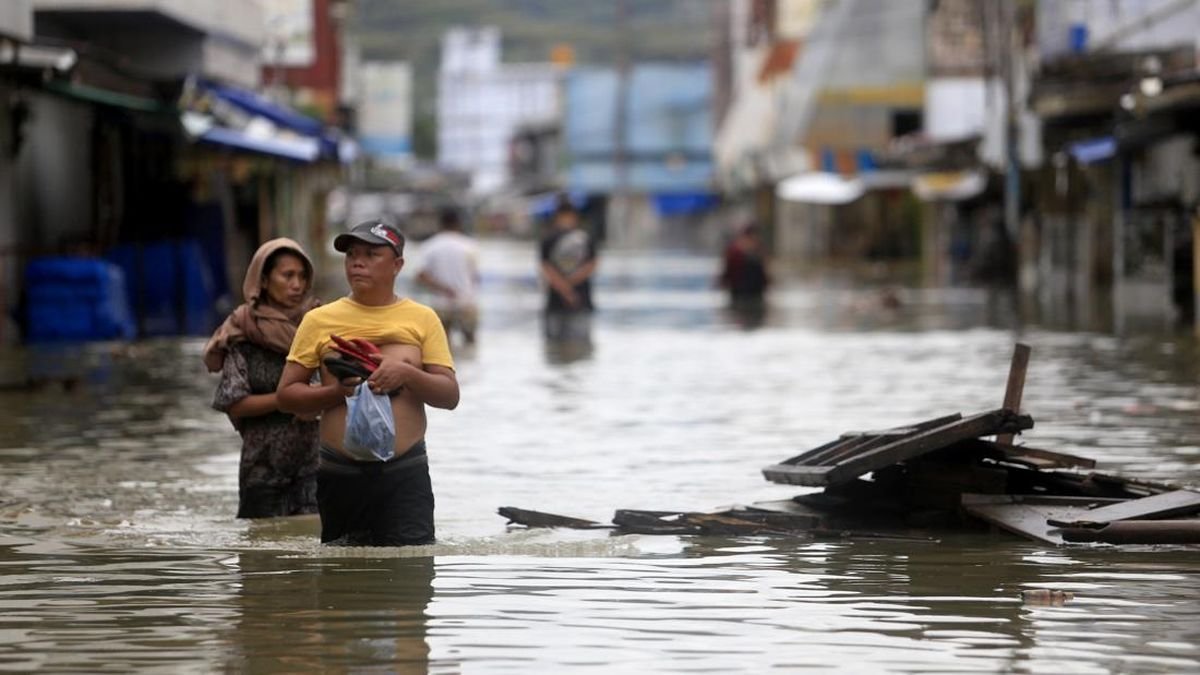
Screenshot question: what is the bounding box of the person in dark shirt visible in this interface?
[718,223,770,304]
[539,201,598,344]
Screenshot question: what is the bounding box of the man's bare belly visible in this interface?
[319,342,427,458]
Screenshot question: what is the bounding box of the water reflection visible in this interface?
[543,335,594,365]
[228,551,435,672]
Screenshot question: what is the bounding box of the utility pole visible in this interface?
[611,0,630,245]
[1001,0,1021,245]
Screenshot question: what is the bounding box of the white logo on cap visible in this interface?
[370,223,394,245]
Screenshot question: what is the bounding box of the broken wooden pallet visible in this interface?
[763,408,1034,487]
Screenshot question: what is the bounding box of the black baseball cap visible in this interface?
[333,220,405,256]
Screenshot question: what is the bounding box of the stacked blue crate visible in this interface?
[23,257,136,342]
[106,239,220,337]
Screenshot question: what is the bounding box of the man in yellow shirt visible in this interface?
[277,219,459,546]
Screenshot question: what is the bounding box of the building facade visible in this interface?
[0,0,352,343]
[436,27,562,196]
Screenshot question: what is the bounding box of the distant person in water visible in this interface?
[717,223,770,326]
[415,205,481,347]
[539,199,598,345]
[204,238,321,519]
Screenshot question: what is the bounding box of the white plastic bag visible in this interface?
[342,383,396,462]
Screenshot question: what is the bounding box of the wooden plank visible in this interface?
[612,509,698,535]
[773,436,862,467]
[822,409,1033,486]
[812,414,968,467]
[962,494,1124,545]
[838,414,964,440]
[1046,489,1200,527]
[719,509,820,530]
[800,435,886,467]
[1060,520,1200,544]
[762,463,844,485]
[610,510,819,537]
[974,439,1097,469]
[497,507,611,529]
[997,343,1032,445]
[776,413,964,467]
[682,513,806,536]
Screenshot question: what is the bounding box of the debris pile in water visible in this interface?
[500,344,1200,546]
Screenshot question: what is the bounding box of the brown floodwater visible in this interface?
[1,239,1198,672]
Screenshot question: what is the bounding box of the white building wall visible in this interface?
[441,26,499,74]
[824,0,926,89]
[437,28,560,195]
[925,78,987,142]
[1038,0,1200,58]
[15,93,93,251]
[0,0,32,41]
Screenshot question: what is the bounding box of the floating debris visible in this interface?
[1020,589,1075,606]
[499,344,1200,546]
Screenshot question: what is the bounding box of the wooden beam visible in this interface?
[1060,519,1200,544]
[974,439,1097,469]
[1046,489,1200,527]
[839,414,964,440]
[497,506,610,529]
[997,343,1031,445]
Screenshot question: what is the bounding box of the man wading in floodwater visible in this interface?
[277,220,459,546]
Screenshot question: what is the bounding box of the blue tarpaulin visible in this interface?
[198,126,319,162]
[198,79,324,137]
[185,78,353,163]
[653,193,719,216]
[1068,136,1116,164]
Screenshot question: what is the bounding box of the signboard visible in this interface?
[260,0,314,67]
[359,61,413,164]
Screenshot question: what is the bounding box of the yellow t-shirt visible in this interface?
[287,296,454,370]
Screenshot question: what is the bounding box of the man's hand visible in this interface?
[365,354,418,394]
[557,286,580,308]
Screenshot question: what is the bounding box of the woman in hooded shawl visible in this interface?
[204,238,322,518]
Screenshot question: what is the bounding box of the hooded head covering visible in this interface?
[203,238,320,372]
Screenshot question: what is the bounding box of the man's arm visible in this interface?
[276,361,354,415]
[540,261,579,306]
[366,358,460,410]
[566,258,597,286]
[417,270,456,298]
